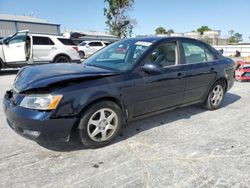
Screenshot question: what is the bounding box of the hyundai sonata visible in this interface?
[3,37,235,148]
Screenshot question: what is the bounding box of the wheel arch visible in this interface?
[52,53,71,62]
[70,96,128,133]
[215,77,228,91]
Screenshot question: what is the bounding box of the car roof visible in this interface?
[124,36,206,43]
[28,33,68,38]
[84,40,110,43]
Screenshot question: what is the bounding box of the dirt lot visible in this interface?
[0,70,250,188]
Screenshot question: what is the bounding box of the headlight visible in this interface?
[20,95,63,110]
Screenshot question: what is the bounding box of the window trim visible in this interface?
[180,39,218,65]
[32,36,55,46]
[143,40,180,69]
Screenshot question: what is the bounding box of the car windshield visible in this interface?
[84,39,152,71]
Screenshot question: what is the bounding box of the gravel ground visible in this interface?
[0,69,250,188]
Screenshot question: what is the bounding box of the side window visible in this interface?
[146,42,177,68]
[8,34,26,44]
[96,42,103,46]
[182,42,216,64]
[33,36,54,45]
[88,42,96,47]
[57,38,75,46]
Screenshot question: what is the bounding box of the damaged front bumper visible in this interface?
[3,91,77,143]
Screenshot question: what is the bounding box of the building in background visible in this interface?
[0,13,60,38]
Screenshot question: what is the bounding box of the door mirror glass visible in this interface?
[142,62,163,74]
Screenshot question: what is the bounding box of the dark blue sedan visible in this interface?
[3,37,235,148]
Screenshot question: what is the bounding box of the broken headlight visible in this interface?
[20,95,63,110]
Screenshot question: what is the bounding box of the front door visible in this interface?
[3,32,28,63]
[134,40,187,116]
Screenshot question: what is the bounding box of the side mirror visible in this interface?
[141,62,163,74]
[4,40,9,45]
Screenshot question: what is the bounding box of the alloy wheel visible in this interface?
[211,85,224,106]
[87,108,118,142]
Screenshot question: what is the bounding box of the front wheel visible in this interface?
[79,51,85,59]
[78,101,123,148]
[204,81,225,110]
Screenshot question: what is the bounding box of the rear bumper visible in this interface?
[3,93,77,142]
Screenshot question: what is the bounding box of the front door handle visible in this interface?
[210,67,215,72]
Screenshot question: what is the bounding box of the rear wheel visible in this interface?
[53,56,70,63]
[78,101,123,148]
[204,81,225,110]
[79,51,85,59]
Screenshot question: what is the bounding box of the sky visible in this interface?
[0,0,249,41]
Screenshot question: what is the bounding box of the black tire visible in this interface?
[79,51,85,59]
[204,81,226,110]
[78,101,123,148]
[53,56,70,63]
[0,59,3,72]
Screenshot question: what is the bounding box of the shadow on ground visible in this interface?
[38,92,241,152]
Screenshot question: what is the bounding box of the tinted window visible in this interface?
[183,42,216,64]
[104,42,111,46]
[8,33,27,44]
[33,36,54,45]
[89,42,103,46]
[57,38,76,45]
[146,42,177,67]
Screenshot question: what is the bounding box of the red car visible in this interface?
[235,61,250,81]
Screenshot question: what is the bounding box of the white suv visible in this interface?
[78,40,110,59]
[0,31,80,70]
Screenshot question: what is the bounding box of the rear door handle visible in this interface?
[210,67,215,72]
[51,47,57,50]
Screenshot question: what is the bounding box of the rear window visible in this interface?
[57,38,76,46]
[104,42,111,46]
[33,36,54,45]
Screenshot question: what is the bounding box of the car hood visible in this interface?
[14,63,119,92]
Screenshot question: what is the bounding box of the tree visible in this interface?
[167,29,175,34]
[228,32,243,43]
[228,29,234,37]
[155,27,167,35]
[103,0,135,38]
[197,26,211,35]
[234,33,243,42]
[155,27,174,35]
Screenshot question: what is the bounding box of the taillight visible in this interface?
[72,46,78,52]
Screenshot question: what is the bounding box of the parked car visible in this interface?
[78,40,110,59]
[0,31,80,71]
[235,60,250,81]
[3,37,235,148]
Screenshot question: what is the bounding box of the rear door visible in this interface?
[180,39,218,103]
[32,36,55,62]
[3,32,28,63]
[134,40,187,116]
